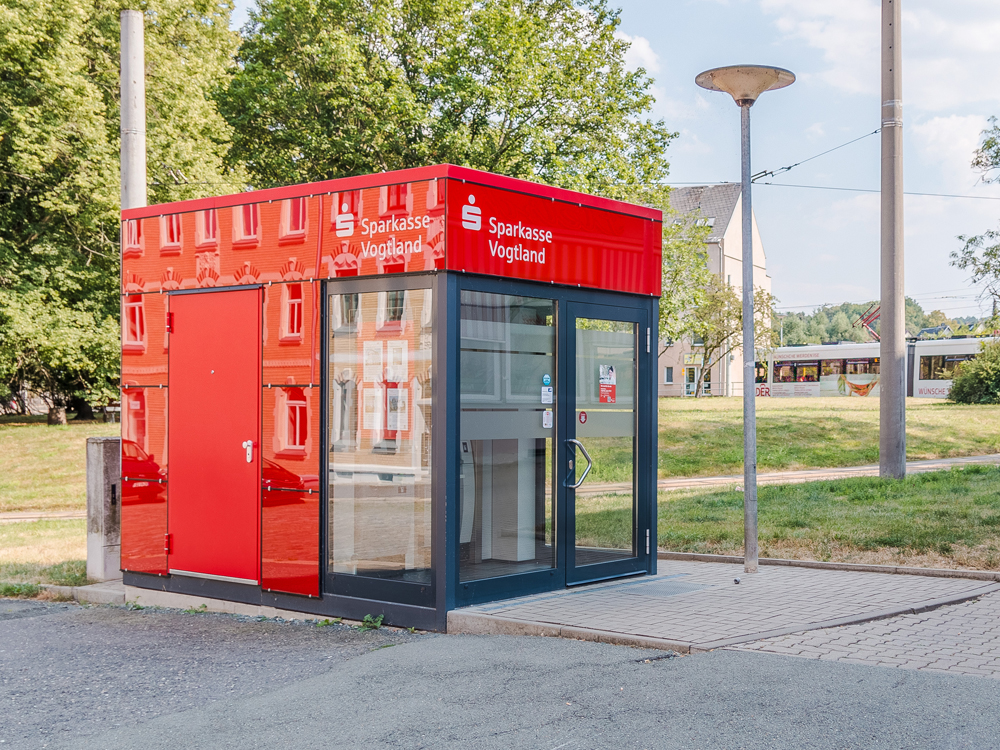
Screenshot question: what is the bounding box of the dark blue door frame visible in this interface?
[452,274,657,608]
[563,301,652,586]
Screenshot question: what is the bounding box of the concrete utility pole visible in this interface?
[695,66,794,574]
[880,0,906,479]
[120,10,147,210]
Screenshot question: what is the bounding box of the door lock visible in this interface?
[242,440,254,463]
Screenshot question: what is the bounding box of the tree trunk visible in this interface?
[47,406,67,425]
[69,396,95,421]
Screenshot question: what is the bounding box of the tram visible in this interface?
[754,337,994,399]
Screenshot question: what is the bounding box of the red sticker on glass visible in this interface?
[579,411,588,424]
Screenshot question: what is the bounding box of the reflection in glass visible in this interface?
[459,292,556,582]
[327,289,432,584]
[573,318,636,567]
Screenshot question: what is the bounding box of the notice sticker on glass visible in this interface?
[599,364,616,404]
[387,388,407,431]
[542,409,553,429]
[363,341,383,383]
[362,389,378,430]
[541,386,553,404]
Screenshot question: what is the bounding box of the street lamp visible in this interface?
[696,65,794,574]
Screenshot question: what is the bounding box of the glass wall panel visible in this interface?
[327,288,433,584]
[459,292,556,582]
[574,319,636,566]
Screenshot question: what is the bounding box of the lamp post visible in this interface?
[696,65,794,574]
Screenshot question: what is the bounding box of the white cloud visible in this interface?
[760,0,1000,113]
[805,122,825,140]
[910,115,992,191]
[760,0,879,95]
[615,32,661,74]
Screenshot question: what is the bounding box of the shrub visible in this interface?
[949,340,1000,404]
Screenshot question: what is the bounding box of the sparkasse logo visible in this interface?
[335,202,355,237]
[462,195,481,230]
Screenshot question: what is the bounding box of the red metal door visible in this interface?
[168,288,262,583]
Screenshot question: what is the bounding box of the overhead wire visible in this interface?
[750,129,881,183]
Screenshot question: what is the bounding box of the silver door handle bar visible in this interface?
[565,439,593,489]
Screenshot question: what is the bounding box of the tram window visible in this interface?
[774,362,794,382]
[920,354,974,380]
[797,363,819,382]
[821,360,844,376]
[847,358,879,375]
[755,362,767,383]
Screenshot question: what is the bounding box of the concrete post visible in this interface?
[120,10,147,210]
[740,102,758,574]
[880,0,906,479]
[87,437,122,581]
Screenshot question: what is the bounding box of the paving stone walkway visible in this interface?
[731,590,1000,679]
[449,560,1000,652]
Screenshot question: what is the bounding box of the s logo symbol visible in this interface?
[335,203,355,237]
[461,195,481,231]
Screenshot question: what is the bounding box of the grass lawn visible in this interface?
[652,464,1000,570]
[0,519,88,589]
[0,417,119,513]
[655,397,1000,479]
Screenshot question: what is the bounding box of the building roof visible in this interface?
[668,183,741,242]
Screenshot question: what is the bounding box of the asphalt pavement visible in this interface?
[4,600,1000,749]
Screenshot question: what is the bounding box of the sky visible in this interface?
[229,0,1000,318]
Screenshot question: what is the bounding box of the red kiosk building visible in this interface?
[120,165,662,630]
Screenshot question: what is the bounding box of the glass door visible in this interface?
[565,302,649,584]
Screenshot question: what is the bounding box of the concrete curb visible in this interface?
[37,580,126,605]
[448,582,1000,655]
[657,551,1000,581]
[446,611,692,653]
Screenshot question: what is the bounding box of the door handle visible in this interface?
[564,439,593,489]
[241,440,254,463]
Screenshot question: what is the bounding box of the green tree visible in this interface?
[658,214,713,351]
[686,277,775,397]
[806,310,829,343]
[949,340,1000,405]
[217,0,675,201]
[0,291,119,423]
[952,116,1000,318]
[0,0,241,418]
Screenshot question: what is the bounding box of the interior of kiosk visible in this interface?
[119,165,662,631]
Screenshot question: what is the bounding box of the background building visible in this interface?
[659,184,772,397]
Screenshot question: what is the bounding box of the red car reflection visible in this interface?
[262,458,319,492]
[121,439,166,505]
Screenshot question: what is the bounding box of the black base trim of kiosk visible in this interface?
[123,571,440,632]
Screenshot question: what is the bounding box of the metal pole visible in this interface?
[880,0,905,479]
[120,10,147,210]
[740,101,758,573]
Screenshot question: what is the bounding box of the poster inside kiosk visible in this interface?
[599,365,617,404]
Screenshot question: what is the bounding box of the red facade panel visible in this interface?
[122,292,168,386]
[120,386,168,574]
[122,166,661,297]
[262,280,317,387]
[261,488,320,597]
[444,180,662,296]
[261,385,320,490]
[318,180,446,278]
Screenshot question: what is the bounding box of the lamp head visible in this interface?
[695,65,795,106]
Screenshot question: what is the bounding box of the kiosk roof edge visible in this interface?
[120,164,663,223]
